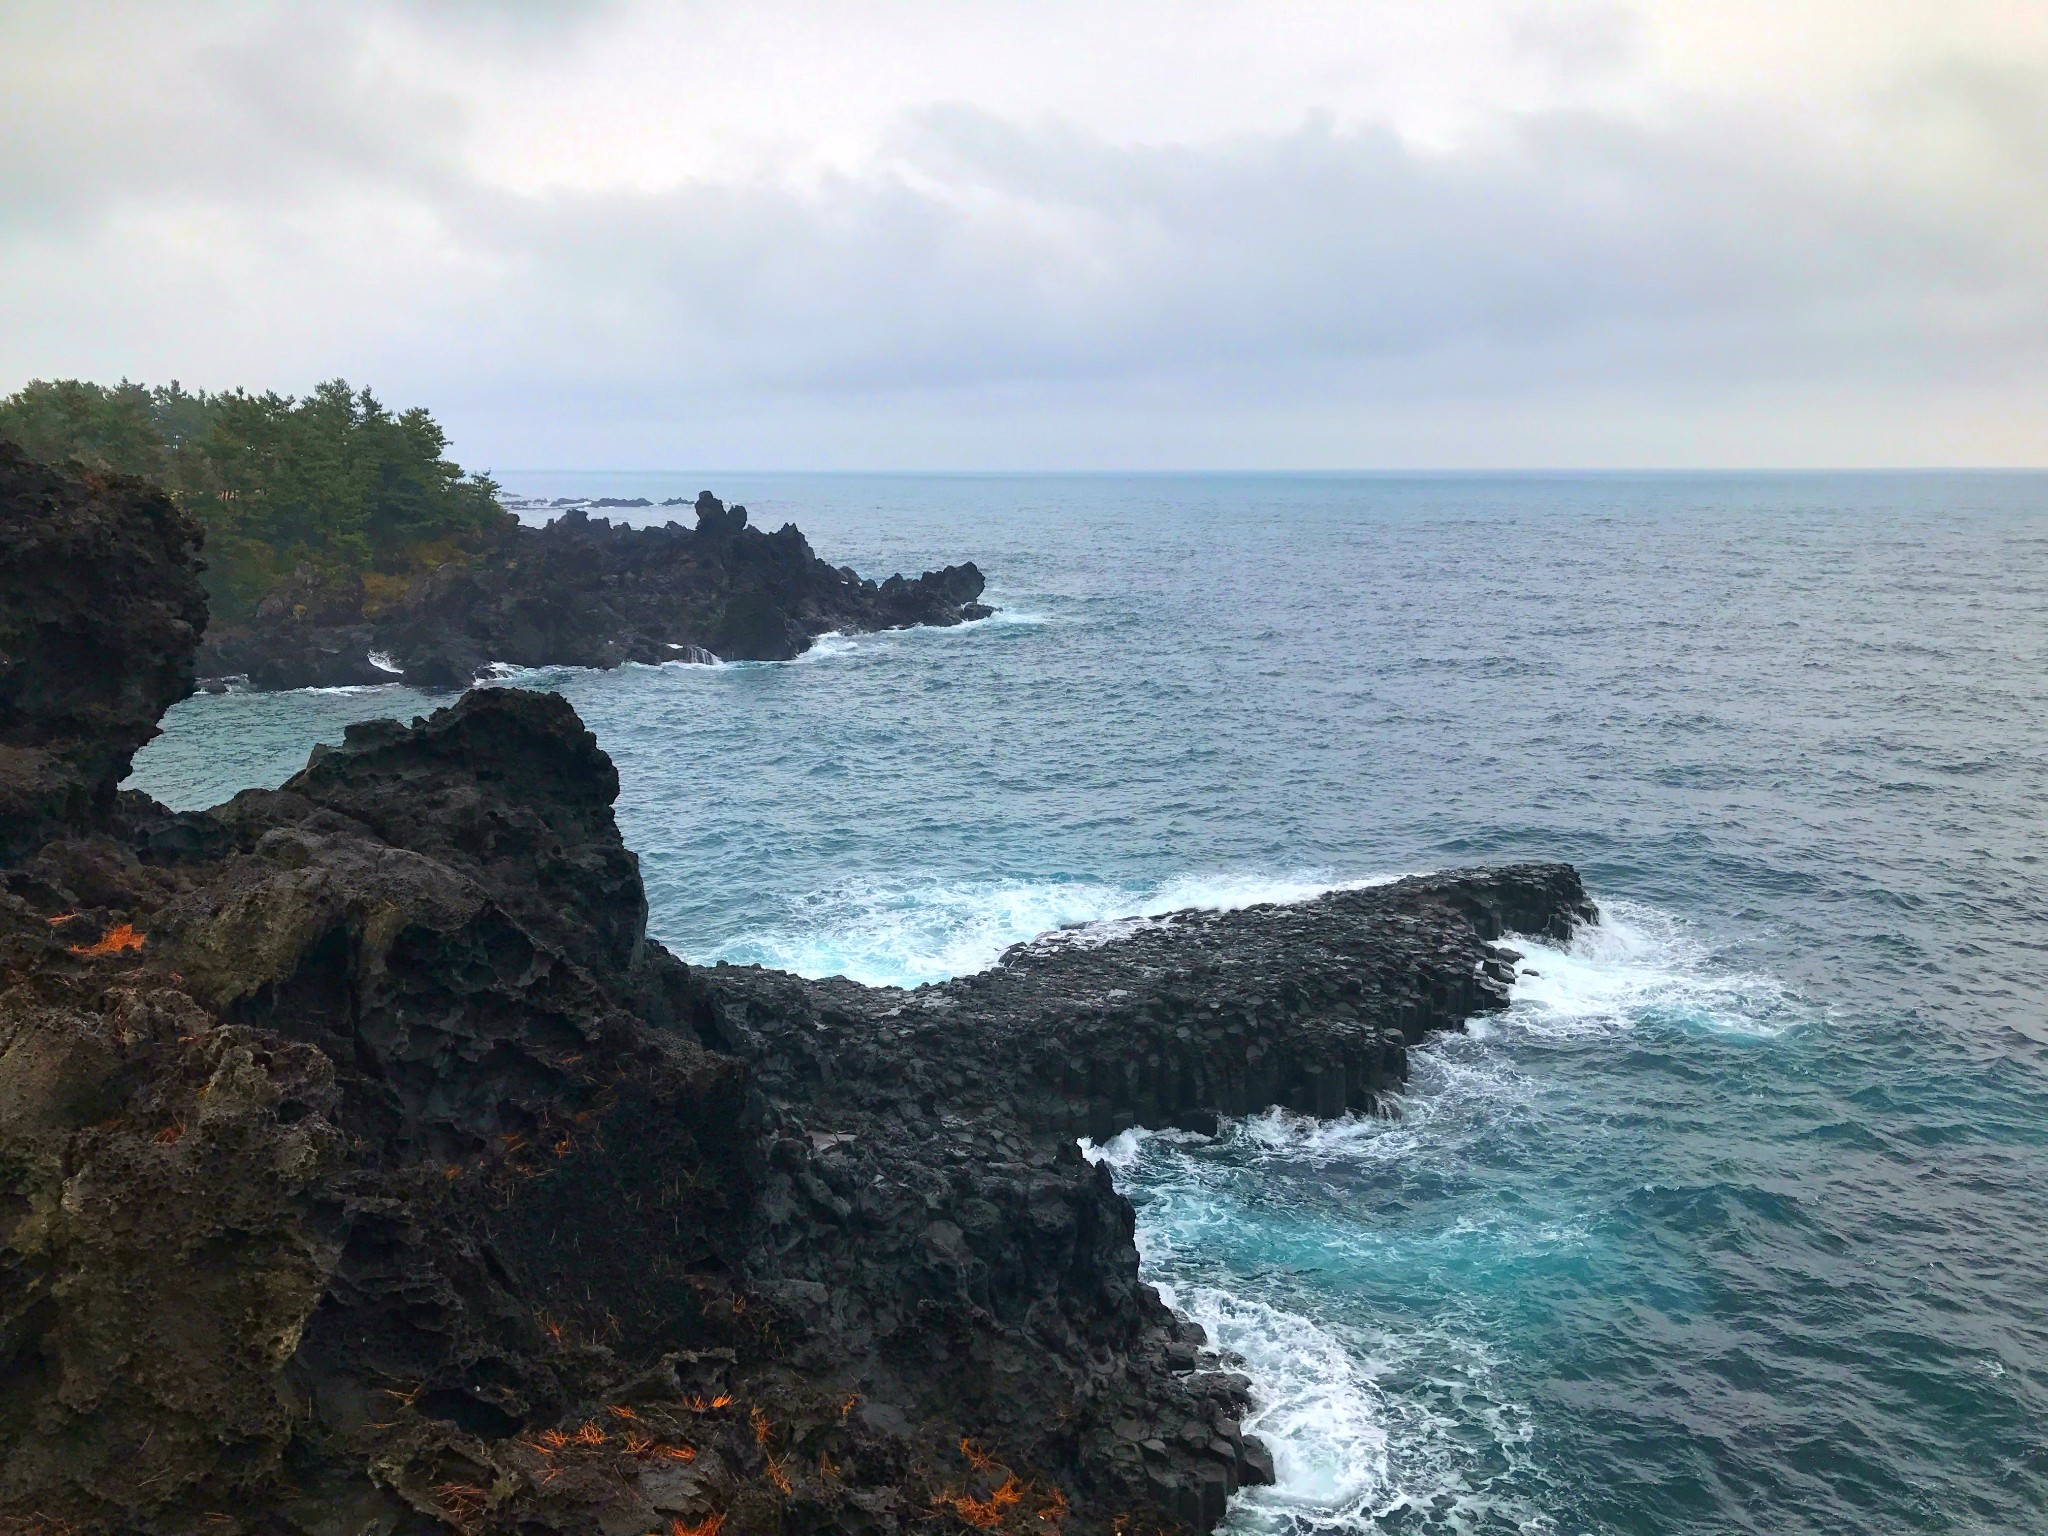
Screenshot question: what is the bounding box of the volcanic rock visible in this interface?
[0,450,1597,1536]
[0,438,206,858]
[195,492,992,691]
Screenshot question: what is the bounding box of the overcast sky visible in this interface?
[5,0,2048,469]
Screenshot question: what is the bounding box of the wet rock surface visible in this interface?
[195,491,992,692]
[1,454,1596,1536]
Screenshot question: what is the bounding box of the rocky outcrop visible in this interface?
[728,863,1596,1152]
[0,438,206,857]
[0,452,1598,1536]
[195,492,992,691]
[687,862,1592,1535]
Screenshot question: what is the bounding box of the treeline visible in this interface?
[0,378,509,616]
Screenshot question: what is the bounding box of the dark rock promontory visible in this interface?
[0,439,206,857]
[0,451,1597,1536]
[195,491,992,691]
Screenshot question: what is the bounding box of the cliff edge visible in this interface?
[0,449,1596,1536]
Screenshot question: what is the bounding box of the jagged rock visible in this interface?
[195,492,992,691]
[0,452,1598,1535]
[0,438,206,857]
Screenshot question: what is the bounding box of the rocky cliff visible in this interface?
[0,449,1597,1536]
[194,492,991,692]
[0,439,206,858]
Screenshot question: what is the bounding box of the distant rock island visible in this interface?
[0,378,990,693]
[196,491,992,691]
[0,439,1596,1536]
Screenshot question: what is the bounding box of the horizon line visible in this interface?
[489,465,2048,478]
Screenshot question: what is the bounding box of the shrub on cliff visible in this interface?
[0,376,510,616]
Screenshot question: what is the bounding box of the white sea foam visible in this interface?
[1113,1144,1569,1534]
[1181,1287,1394,1520]
[1077,1130,1402,1524]
[1067,895,1796,1532]
[392,606,1035,693]
[1101,1124,1553,1536]
[473,660,613,688]
[1079,1126,1153,1170]
[728,609,1045,668]
[788,631,861,663]
[975,605,1049,627]
[715,869,1405,988]
[1500,898,1802,1041]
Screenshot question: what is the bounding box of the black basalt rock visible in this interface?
[694,489,749,538]
[0,450,1598,1536]
[193,490,992,690]
[0,437,207,856]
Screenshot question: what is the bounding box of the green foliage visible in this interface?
[0,377,509,617]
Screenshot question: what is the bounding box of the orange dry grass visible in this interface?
[622,1430,696,1462]
[931,1441,1067,1533]
[961,1438,999,1472]
[932,1475,1028,1530]
[68,923,144,957]
[666,1517,725,1536]
[434,1482,489,1526]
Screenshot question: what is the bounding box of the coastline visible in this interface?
[0,441,1596,1536]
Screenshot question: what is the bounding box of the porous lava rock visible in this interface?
[0,452,1597,1536]
[0,437,206,857]
[195,491,992,691]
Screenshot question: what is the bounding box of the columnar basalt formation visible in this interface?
[194,491,992,691]
[0,448,1596,1536]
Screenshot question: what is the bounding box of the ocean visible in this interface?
[128,472,2048,1535]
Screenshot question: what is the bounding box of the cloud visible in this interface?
[411,96,2048,391]
[4,0,2048,466]
[0,9,461,227]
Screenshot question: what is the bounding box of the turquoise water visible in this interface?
[130,473,2048,1534]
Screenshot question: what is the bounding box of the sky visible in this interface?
[4,0,2048,470]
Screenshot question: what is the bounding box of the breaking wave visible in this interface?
[706,869,1404,988]
[1079,895,1806,1534]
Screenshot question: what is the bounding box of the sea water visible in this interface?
[129,473,2048,1535]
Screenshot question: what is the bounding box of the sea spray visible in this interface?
[1094,898,1808,1532]
[710,870,1406,987]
